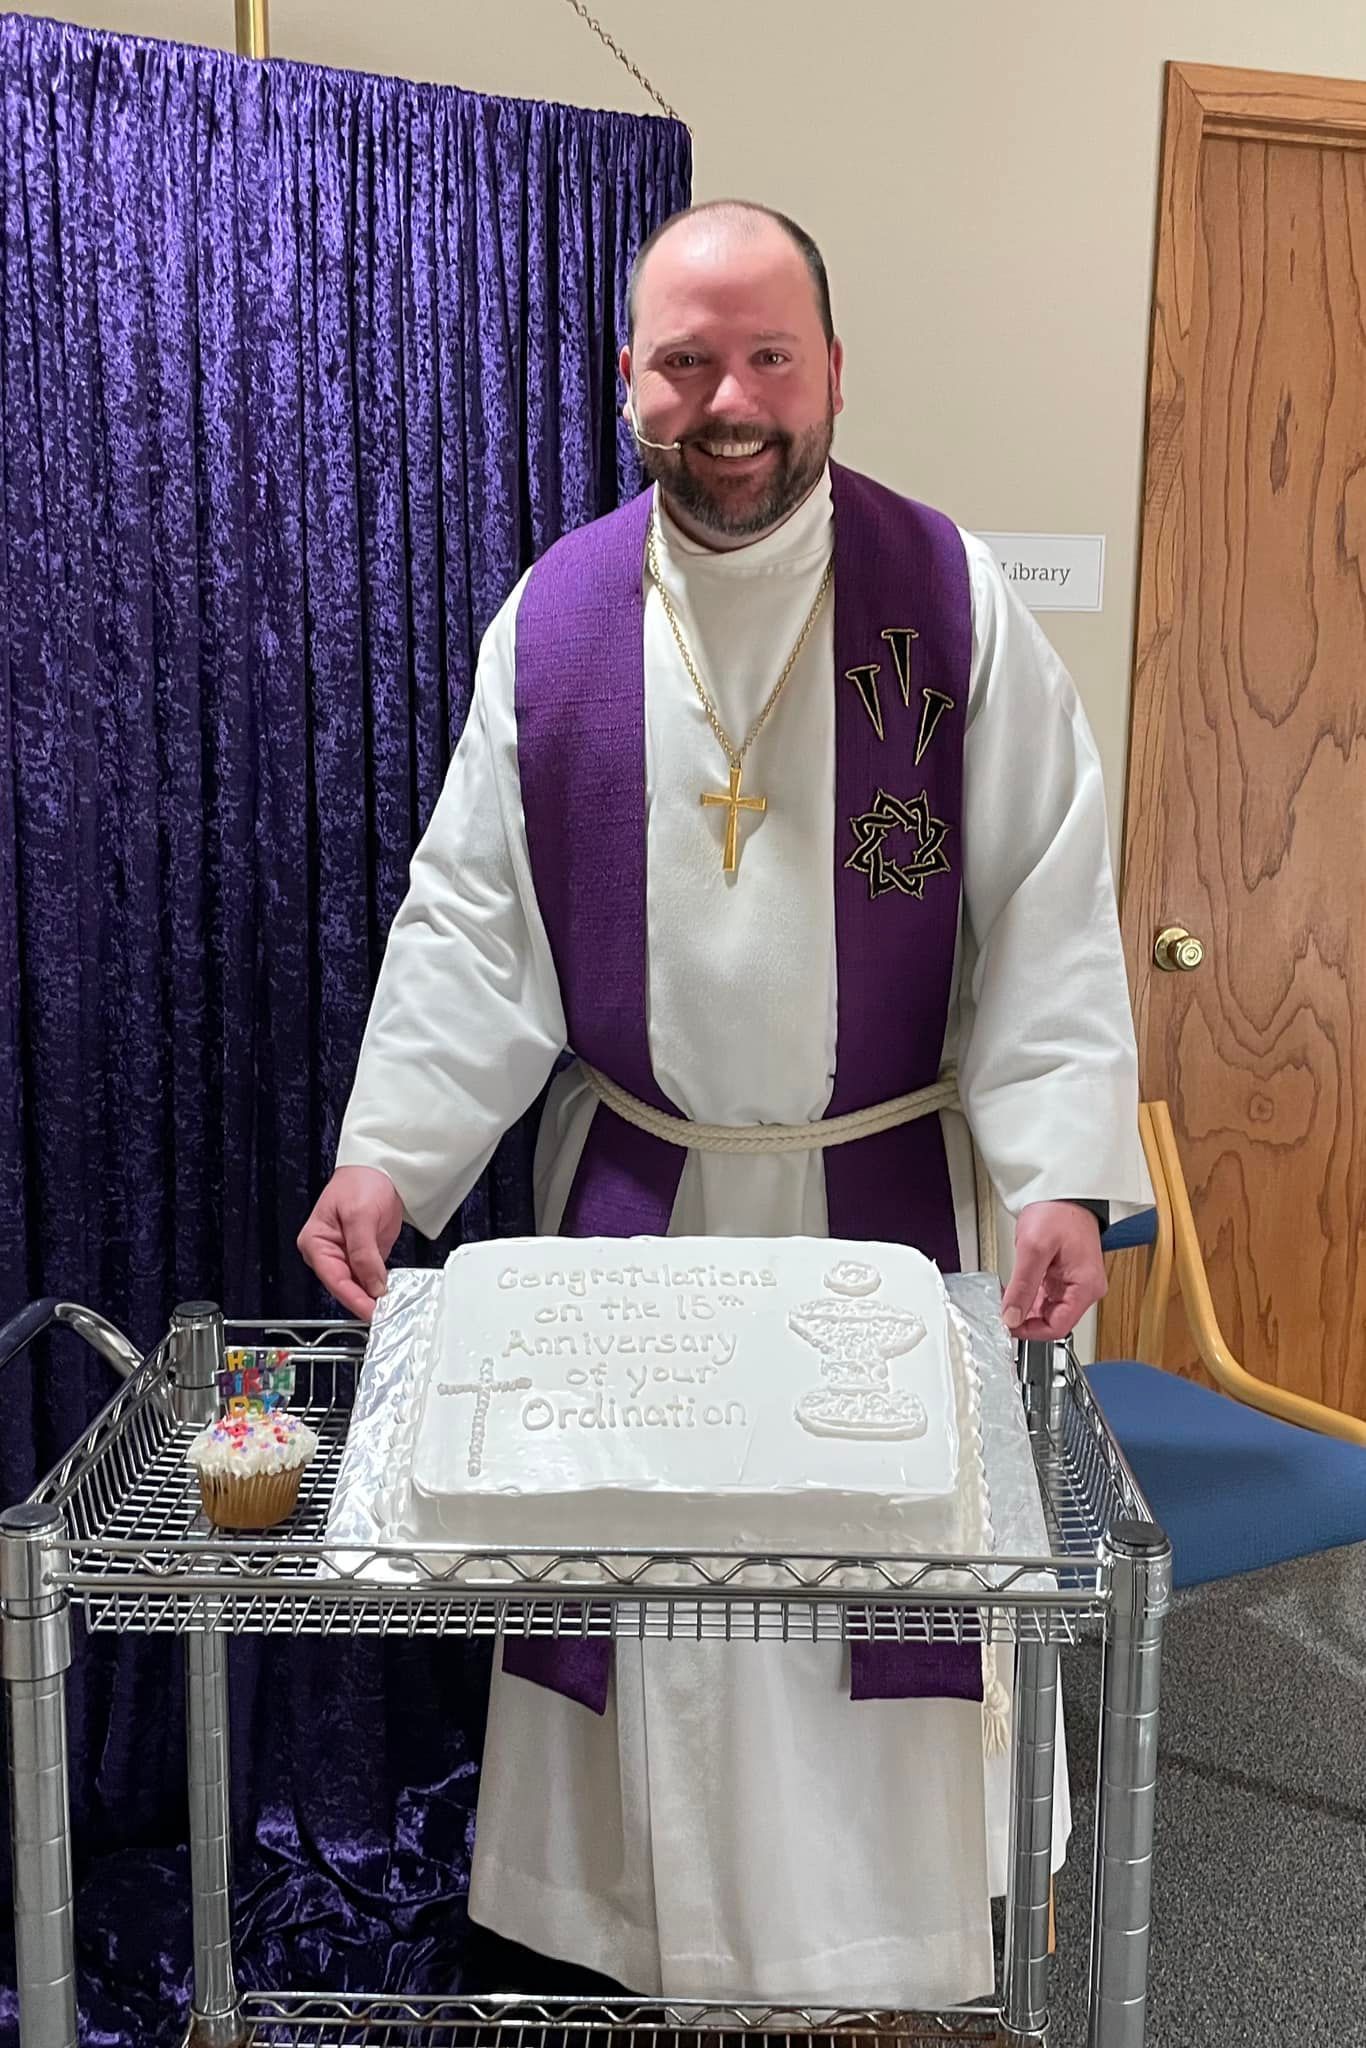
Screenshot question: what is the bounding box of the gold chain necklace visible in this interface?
[645,515,834,874]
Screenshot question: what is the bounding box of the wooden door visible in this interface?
[1103,63,1366,1419]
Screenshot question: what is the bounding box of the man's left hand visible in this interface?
[1001,1200,1107,1341]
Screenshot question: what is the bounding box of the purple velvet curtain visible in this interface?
[0,15,689,2040]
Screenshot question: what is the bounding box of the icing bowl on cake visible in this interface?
[187,1410,319,1530]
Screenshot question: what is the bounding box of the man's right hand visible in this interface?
[297,1166,405,1323]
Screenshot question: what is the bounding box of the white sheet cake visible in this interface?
[383,1235,991,1562]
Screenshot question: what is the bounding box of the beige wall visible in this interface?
[16,1,1366,849]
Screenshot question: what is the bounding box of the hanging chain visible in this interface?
[559,0,686,125]
[645,518,834,772]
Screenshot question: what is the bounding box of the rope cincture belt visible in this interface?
[579,1063,998,1273]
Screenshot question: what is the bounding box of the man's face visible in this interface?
[620,217,844,543]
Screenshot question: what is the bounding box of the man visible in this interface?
[300,201,1148,2007]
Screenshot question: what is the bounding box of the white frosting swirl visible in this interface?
[187,1411,318,1477]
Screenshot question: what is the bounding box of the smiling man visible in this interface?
[625,212,838,547]
[300,201,1148,2007]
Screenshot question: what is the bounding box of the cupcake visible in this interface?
[187,1410,319,1530]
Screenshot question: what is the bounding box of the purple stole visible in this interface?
[505,462,980,1714]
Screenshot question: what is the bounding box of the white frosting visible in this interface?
[394,1236,990,1566]
[187,1410,318,1478]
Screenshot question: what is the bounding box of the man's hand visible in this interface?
[1001,1200,1107,1342]
[297,1166,405,1323]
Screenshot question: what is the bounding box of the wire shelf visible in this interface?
[233,1993,1005,2046]
[25,1316,1148,1642]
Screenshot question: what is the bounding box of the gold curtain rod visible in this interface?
[235,0,269,60]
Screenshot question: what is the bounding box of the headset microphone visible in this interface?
[626,394,683,453]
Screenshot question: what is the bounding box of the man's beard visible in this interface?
[639,397,835,540]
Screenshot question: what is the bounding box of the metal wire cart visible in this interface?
[2,1293,1170,2048]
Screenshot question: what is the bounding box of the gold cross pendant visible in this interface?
[701,762,767,874]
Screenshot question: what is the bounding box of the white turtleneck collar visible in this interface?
[652,465,834,579]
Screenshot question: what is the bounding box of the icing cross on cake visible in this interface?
[435,1357,534,1477]
[788,1260,929,1440]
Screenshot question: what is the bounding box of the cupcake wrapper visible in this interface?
[197,1466,304,1531]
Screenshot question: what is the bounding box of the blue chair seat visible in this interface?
[1099,1207,1157,1255]
[1086,1360,1366,1588]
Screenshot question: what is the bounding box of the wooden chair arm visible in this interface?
[1134,1104,1175,1365]
[1147,1099,1366,1447]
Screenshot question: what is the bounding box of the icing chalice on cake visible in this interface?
[788,1259,928,1440]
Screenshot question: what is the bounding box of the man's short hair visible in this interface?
[627,200,835,346]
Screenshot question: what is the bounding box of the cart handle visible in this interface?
[0,1298,142,1381]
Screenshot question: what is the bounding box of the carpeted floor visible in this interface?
[1048,1541,1366,2046]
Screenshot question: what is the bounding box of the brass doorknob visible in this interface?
[1153,925,1205,972]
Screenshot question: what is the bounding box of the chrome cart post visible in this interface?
[999,1339,1067,2040]
[1020,1338,1069,1440]
[1,1502,79,2048]
[171,1301,249,2048]
[183,1627,244,2046]
[1001,1630,1059,2043]
[1088,1518,1171,2048]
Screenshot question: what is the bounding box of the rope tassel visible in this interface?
[981,1642,1012,1758]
